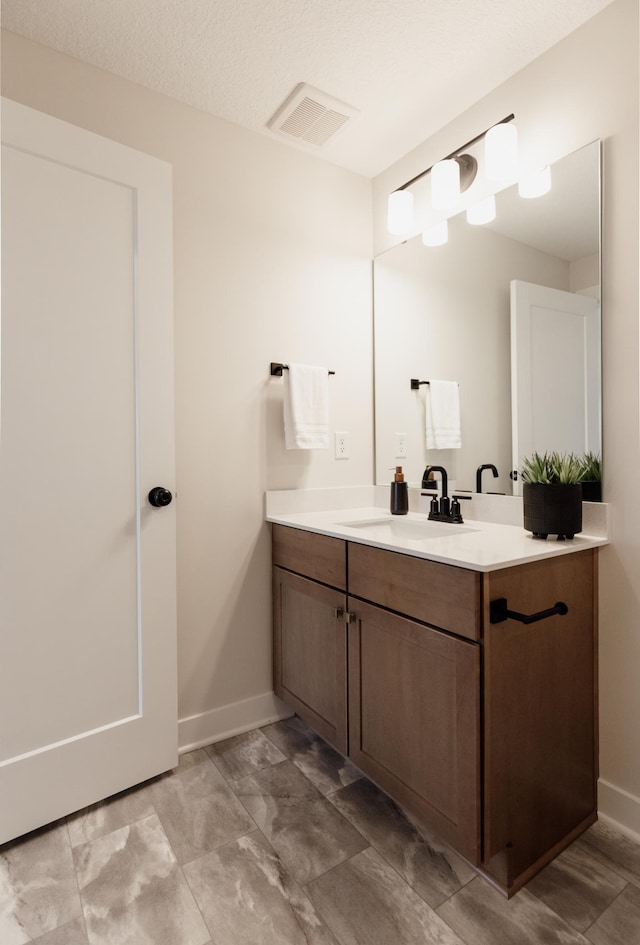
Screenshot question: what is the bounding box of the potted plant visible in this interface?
[579,452,602,502]
[521,451,583,541]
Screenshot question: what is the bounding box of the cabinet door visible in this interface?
[483,549,597,892]
[348,599,480,863]
[273,567,348,754]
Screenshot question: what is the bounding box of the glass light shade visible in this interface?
[518,165,552,199]
[422,220,448,247]
[387,190,414,234]
[431,159,460,210]
[484,123,518,181]
[466,195,496,225]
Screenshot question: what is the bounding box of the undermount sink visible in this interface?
[339,517,474,540]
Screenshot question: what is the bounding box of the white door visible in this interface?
[510,279,601,492]
[0,99,177,844]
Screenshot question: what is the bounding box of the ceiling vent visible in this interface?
[268,83,358,148]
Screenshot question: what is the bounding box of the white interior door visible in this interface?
[0,99,177,844]
[510,279,601,492]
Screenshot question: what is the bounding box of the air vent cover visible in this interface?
[268,83,358,148]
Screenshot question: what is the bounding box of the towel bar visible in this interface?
[271,362,335,377]
[411,378,459,389]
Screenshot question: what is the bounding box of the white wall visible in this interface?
[0,30,373,746]
[373,0,640,834]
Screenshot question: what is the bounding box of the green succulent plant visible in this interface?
[579,452,602,482]
[520,451,583,485]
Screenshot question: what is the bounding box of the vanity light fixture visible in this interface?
[484,121,519,181]
[431,159,461,210]
[518,165,552,199]
[386,114,515,235]
[387,189,414,234]
[466,194,496,225]
[422,220,449,247]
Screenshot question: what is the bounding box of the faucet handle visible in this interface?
[450,497,464,523]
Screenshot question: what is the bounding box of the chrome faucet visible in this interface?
[476,463,499,493]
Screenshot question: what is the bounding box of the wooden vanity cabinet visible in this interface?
[347,542,482,863]
[272,524,598,896]
[272,526,348,754]
[347,598,481,862]
[481,550,598,892]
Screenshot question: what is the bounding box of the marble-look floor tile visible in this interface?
[67,781,156,847]
[585,882,640,944]
[205,729,287,781]
[306,846,466,945]
[173,749,207,771]
[437,876,592,945]
[31,917,88,944]
[0,820,82,945]
[73,813,209,945]
[527,839,627,932]
[232,761,367,885]
[329,777,476,908]
[184,830,340,945]
[261,716,361,795]
[148,749,255,863]
[581,820,640,887]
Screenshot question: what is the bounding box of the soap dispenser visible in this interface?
[390,466,409,515]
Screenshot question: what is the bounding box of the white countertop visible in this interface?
[266,487,609,572]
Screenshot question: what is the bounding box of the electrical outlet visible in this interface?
[394,432,407,458]
[335,431,349,459]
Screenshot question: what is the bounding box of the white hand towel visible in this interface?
[283,363,330,449]
[425,380,461,450]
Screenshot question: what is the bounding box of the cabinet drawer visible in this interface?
[272,524,346,590]
[348,542,480,641]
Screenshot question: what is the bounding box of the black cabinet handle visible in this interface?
[490,597,568,625]
[148,487,173,508]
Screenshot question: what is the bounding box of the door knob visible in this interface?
[148,487,173,508]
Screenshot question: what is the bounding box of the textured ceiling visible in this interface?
[1,0,615,177]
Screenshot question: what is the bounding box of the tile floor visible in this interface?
[2,715,640,945]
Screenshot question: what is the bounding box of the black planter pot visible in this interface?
[580,480,602,502]
[523,482,583,540]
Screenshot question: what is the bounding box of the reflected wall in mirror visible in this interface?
[373,140,601,496]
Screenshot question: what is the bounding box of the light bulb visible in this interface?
[422,220,448,247]
[466,195,496,225]
[484,123,518,181]
[518,166,552,199]
[387,190,414,234]
[431,159,460,210]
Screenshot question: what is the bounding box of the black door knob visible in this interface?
[148,487,173,508]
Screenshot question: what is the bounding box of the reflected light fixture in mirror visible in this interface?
[422,220,449,246]
[467,194,496,225]
[519,166,552,198]
[484,122,518,181]
[387,189,414,234]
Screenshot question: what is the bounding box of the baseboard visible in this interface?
[598,777,640,840]
[178,691,293,754]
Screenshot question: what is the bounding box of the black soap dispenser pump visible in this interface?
[390,466,409,515]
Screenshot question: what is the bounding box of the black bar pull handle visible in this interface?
[490,597,568,625]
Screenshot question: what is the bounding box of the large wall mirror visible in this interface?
[373,140,601,496]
